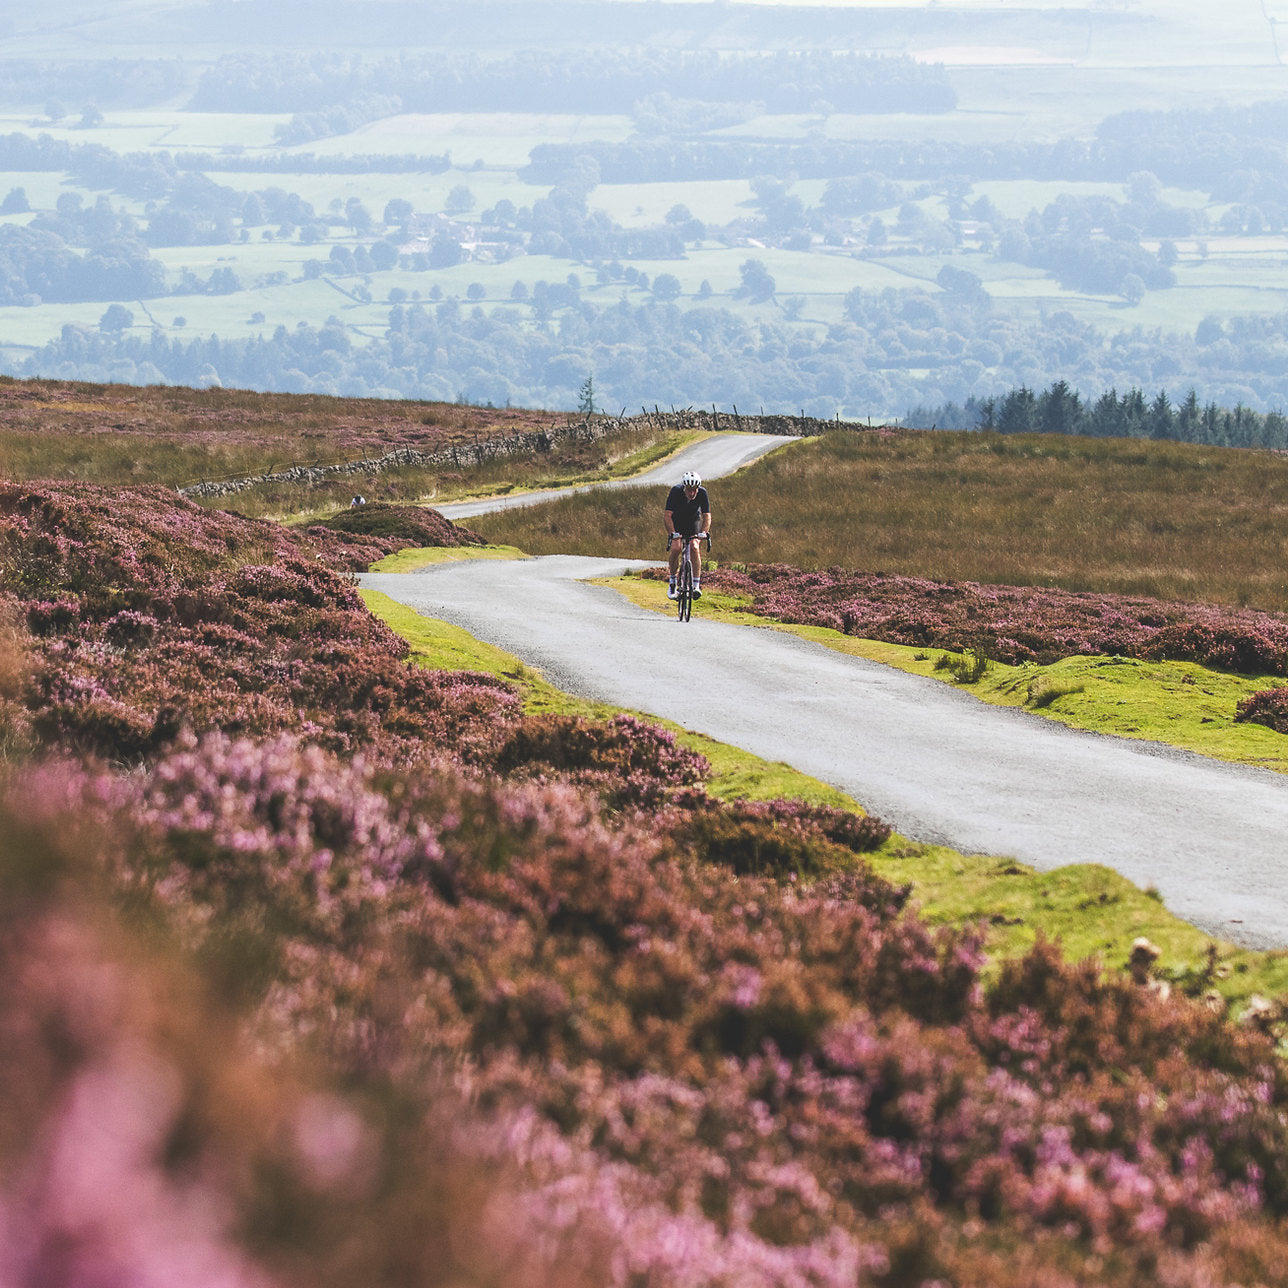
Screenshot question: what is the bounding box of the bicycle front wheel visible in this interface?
[677,555,692,622]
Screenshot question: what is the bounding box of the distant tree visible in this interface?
[1195,315,1223,346]
[1176,388,1201,440]
[510,280,530,302]
[1087,387,1124,438]
[445,185,475,216]
[1147,389,1174,440]
[577,373,597,416]
[430,235,463,269]
[997,385,1037,434]
[345,199,373,235]
[0,187,29,214]
[383,198,414,226]
[737,258,776,303]
[99,303,134,333]
[652,273,682,302]
[1127,170,1162,207]
[466,282,486,301]
[79,104,104,128]
[896,202,927,238]
[487,198,517,226]
[1037,379,1082,435]
[1121,273,1146,306]
[369,240,398,271]
[208,267,240,294]
[697,280,713,299]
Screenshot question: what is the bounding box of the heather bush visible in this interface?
[304,502,484,573]
[695,564,1288,674]
[9,733,1272,1286]
[0,481,520,765]
[1234,684,1288,734]
[0,770,684,1288]
[666,793,896,888]
[496,712,710,808]
[9,472,1288,1284]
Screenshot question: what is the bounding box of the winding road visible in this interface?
[362,434,1288,950]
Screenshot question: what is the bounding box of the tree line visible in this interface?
[16,286,1288,423]
[909,381,1288,451]
[191,48,955,119]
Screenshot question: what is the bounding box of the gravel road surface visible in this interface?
[364,434,1288,949]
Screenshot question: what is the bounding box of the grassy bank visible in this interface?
[473,427,1288,614]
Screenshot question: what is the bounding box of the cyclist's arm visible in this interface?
[664,509,679,540]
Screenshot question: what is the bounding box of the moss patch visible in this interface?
[369,544,529,573]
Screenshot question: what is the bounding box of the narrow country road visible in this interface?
[362,434,1288,950]
[431,431,791,520]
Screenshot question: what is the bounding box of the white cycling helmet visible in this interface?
[681,471,701,488]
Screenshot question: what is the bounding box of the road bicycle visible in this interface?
[671,532,710,622]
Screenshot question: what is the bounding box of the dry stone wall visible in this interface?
[178,409,878,500]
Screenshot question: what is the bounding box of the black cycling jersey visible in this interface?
[664,484,710,536]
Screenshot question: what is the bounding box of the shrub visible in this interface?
[702,563,1288,674]
[0,480,520,765]
[496,712,709,808]
[304,502,483,572]
[1234,685,1288,734]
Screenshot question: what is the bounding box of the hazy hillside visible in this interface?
[4,0,1288,417]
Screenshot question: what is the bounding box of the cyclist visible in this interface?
[664,469,711,599]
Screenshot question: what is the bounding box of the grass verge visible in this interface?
[360,587,856,808]
[363,580,1288,1010]
[603,570,1288,775]
[369,544,529,572]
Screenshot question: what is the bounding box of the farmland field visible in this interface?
[5,1,1288,417]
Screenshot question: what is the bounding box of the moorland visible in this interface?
[6,374,1288,1285]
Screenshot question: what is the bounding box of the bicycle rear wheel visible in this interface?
[677,553,692,621]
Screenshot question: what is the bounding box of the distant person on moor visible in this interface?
[664,470,711,599]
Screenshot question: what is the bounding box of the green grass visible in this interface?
[477,429,1288,615]
[369,544,529,572]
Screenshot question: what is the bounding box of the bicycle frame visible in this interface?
[673,533,710,622]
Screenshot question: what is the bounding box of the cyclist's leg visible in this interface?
[690,536,703,596]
